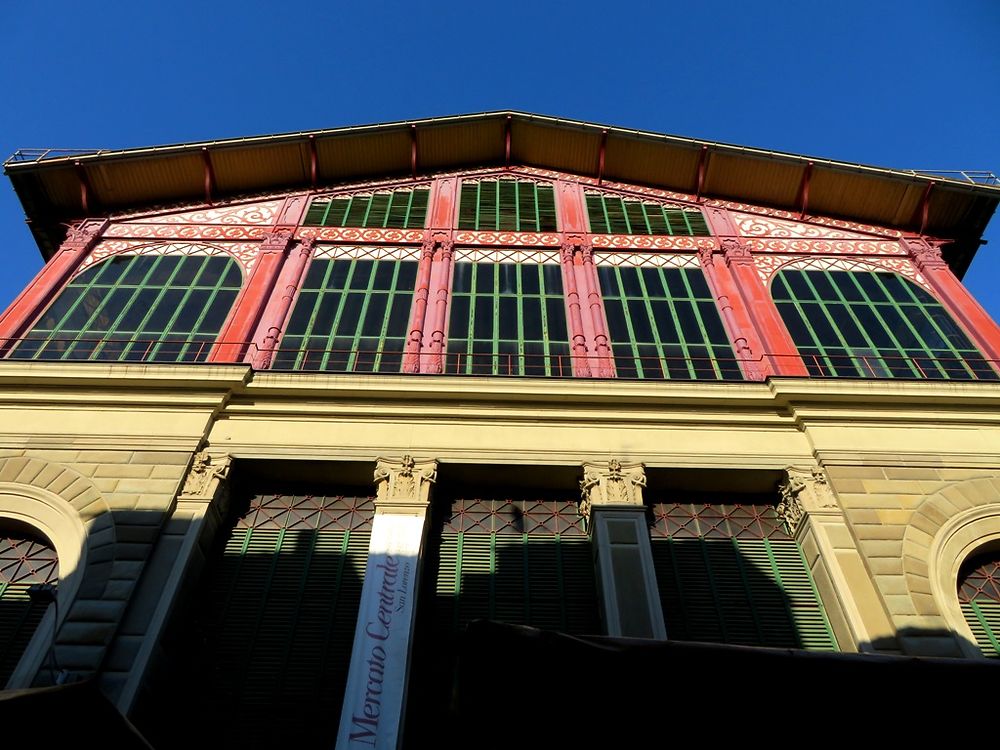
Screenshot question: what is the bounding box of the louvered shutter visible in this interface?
[958,554,1000,657]
[649,502,838,651]
[0,535,58,686]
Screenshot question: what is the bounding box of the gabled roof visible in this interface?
[5,111,998,273]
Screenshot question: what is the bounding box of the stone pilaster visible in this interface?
[776,465,894,654]
[116,449,233,712]
[337,456,437,749]
[580,460,666,640]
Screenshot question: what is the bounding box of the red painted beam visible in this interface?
[410,124,418,179]
[913,181,934,235]
[403,239,436,373]
[695,145,709,202]
[309,135,318,188]
[202,148,216,206]
[796,162,813,219]
[505,115,512,168]
[579,245,614,377]
[246,239,314,368]
[597,130,607,186]
[74,161,93,214]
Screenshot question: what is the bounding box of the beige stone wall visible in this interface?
[2,362,1000,708]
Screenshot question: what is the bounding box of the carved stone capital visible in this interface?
[374,455,437,513]
[259,229,294,253]
[776,466,840,534]
[721,237,754,266]
[905,238,946,271]
[180,450,232,501]
[696,245,715,267]
[579,459,646,521]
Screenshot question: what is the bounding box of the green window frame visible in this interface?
[446,260,571,376]
[13,253,242,363]
[303,188,429,229]
[586,193,711,236]
[598,261,742,380]
[650,501,838,651]
[273,255,418,372]
[773,268,997,380]
[457,179,558,232]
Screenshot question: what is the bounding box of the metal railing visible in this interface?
[2,336,999,382]
[5,148,108,165]
[905,170,999,186]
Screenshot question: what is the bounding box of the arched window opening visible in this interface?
[0,525,58,686]
[958,549,1000,657]
[773,269,996,380]
[11,253,242,363]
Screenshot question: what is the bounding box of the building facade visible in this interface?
[1,113,1000,747]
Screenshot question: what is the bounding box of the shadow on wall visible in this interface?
[403,495,831,749]
[130,492,367,750]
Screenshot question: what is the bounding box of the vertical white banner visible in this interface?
[336,513,425,750]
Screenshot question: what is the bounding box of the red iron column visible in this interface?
[907,238,1000,363]
[210,230,292,363]
[0,220,105,349]
[560,241,591,377]
[579,244,615,377]
[425,235,453,374]
[246,238,314,368]
[704,206,808,377]
[403,238,436,373]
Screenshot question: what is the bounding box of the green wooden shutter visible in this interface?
[433,497,598,636]
[303,189,429,229]
[0,534,58,687]
[958,554,1000,657]
[649,502,837,651]
[585,192,711,236]
[151,492,374,748]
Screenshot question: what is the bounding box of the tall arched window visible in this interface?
[772,269,996,380]
[13,253,242,363]
[0,527,58,686]
[958,549,1000,657]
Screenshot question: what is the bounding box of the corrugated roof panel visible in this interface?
[704,153,802,207]
[315,130,411,184]
[511,120,602,176]
[602,135,700,193]
[417,118,505,172]
[89,154,204,208]
[211,142,309,193]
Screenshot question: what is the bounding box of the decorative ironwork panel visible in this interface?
[304,188,429,229]
[446,261,571,376]
[649,501,837,651]
[0,532,58,687]
[458,179,558,232]
[598,265,742,380]
[11,254,242,363]
[959,553,1000,657]
[773,269,997,380]
[442,497,588,537]
[586,193,710,236]
[273,256,418,372]
[238,493,375,532]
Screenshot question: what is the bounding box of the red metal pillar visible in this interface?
[210,230,292,363]
[907,238,1000,362]
[704,207,808,377]
[579,244,615,377]
[245,239,314,368]
[560,240,591,377]
[425,235,454,374]
[697,246,766,380]
[403,238,436,373]
[0,221,106,349]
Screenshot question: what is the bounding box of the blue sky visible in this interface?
[2,1,998,318]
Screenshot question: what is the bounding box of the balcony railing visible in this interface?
[1,336,999,382]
